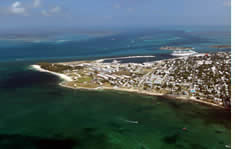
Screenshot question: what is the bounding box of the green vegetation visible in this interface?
[38,62,72,73]
[77,76,93,83]
[76,82,99,88]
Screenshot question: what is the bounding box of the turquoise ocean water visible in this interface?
[0,26,231,148]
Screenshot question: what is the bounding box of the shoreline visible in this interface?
[31,65,73,82]
[59,82,224,109]
[30,60,226,109]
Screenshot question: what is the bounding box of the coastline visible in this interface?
[31,65,73,82]
[59,82,224,109]
[30,58,226,109]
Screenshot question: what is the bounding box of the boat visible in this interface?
[171,50,197,56]
[124,120,139,124]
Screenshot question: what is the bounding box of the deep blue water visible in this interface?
[0,26,231,149]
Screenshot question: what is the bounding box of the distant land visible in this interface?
[210,45,231,49]
[160,46,194,50]
[32,52,231,109]
[160,45,231,51]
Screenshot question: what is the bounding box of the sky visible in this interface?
[0,0,231,30]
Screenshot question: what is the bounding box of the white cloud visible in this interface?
[12,1,20,8]
[0,1,63,17]
[9,1,28,16]
[33,0,41,8]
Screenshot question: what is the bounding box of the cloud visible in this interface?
[33,0,41,8]
[9,1,28,16]
[41,6,61,16]
[0,1,63,17]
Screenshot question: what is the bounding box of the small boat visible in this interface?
[124,120,139,124]
[171,50,197,57]
[121,119,139,124]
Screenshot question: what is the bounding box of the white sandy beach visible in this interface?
[31,65,73,82]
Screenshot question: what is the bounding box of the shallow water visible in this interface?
[0,61,231,149]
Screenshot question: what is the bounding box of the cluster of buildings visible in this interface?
[43,52,231,107]
[148,52,231,106]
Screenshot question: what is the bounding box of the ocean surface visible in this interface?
[0,26,231,148]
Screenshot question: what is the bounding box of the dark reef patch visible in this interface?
[0,131,123,149]
[0,70,58,90]
[163,133,180,144]
[190,143,207,149]
[0,134,77,149]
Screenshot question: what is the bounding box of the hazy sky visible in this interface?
[0,0,231,29]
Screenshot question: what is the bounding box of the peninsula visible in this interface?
[32,52,231,108]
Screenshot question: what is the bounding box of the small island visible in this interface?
[32,52,231,108]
